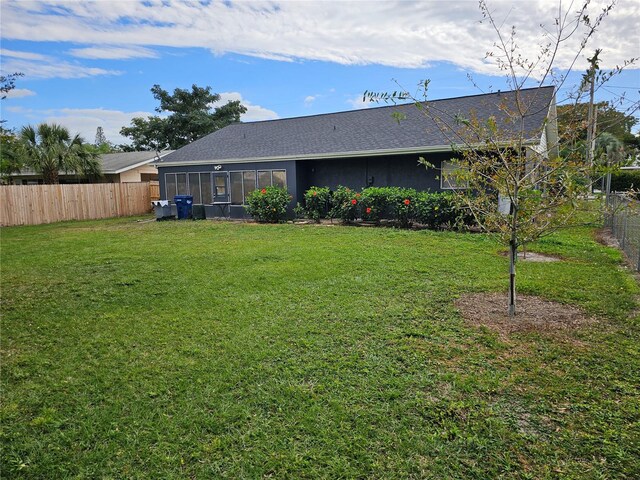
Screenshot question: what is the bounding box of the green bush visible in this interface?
[330,186,361,223]
[245,186,291,223]
[611,170,640,192]
[301,186,331,221]
[386,187,417,228]
[360,187,391,223]
[298,185,475,229]
[414,191,466,229]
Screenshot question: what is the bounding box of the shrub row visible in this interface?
[610,170,640,192]
[298,185,473,229]
[245,185,474,229]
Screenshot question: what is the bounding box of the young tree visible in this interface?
[18,123,101,184]
[367,1,638,316]
[120,84,247,150]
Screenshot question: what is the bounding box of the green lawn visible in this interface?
[1,217,638,479]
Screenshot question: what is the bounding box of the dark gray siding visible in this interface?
[297,152,452,192]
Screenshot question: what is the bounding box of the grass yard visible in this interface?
[1,216,639,479]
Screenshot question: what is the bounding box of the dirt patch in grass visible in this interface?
[455,292,595,339]
[594,228,620,249]
[498,250,562,262]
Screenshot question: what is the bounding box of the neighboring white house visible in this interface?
[11,151,173,185]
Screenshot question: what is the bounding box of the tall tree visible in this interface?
[120,84,247,150]
[18,123,101,184]
[94,126,107,146]
[1,73,26,181]
[557,102,639,158]
[0,128,23,184]
[367,0,637,316]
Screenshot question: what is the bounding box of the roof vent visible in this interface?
[333,125,336,131]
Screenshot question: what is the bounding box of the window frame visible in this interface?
[440,161,469,190]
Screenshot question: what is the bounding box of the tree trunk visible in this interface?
[43,168,59,185]
[508,239,517,317]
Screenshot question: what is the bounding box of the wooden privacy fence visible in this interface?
[0,182,153,227]
[149,181,160,201]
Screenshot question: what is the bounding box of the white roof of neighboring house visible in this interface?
[101,151,173,174]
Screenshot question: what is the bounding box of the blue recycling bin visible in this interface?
[174,195,193,219]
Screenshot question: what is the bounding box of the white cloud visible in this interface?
[304,95,316,107]
[11,93,277,146]
[43,108,154,144]
[0,49,50,61]
[3,88,36,99]
[1,1,637,76]
[346,95,374,110]
[1,58,121,79]
[214,92,279,122]
[67,45,158,60]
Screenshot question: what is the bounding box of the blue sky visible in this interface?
[1,1,639,145]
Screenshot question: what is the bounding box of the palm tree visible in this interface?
[18,123,101,184]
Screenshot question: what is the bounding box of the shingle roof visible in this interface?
[101,151,161,173]
[157,86,555,165]
[17,150,174,176]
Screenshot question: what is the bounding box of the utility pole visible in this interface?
[583,50,601,194]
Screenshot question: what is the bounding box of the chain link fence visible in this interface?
[605,193,640,271]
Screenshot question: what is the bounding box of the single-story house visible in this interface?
[12,150,173,185]
[155,86,558,218]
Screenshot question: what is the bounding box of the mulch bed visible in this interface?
[455,292,595,338]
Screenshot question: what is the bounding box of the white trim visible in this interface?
[155,141,540,168]
[111,151,173,174]
[112,158,154,174]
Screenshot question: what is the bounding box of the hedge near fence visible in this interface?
[611,171,640,192]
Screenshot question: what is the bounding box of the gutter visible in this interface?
[154,140,539,168]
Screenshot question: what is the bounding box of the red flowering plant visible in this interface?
[360,187,391,223]
[388,187,417,228]
[329,185,361,223]
[245,186,291,223]
[300,186,331,222]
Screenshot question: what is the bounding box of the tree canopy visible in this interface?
[120,84,247,151]
[18,123,101,184]
[557,101,639,155]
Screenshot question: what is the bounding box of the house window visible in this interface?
[230,170,257,205]
[215,175,227,197]
[272,170,286,188]
[257,169,287,189]
[176,173,187,195]
[201,174,213,204]
[440,161,468,189]
[228,169,288,206]
[257,170,271,189]
[188,173,201,204]
[165,173,177,199]
[166,172,213,203]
